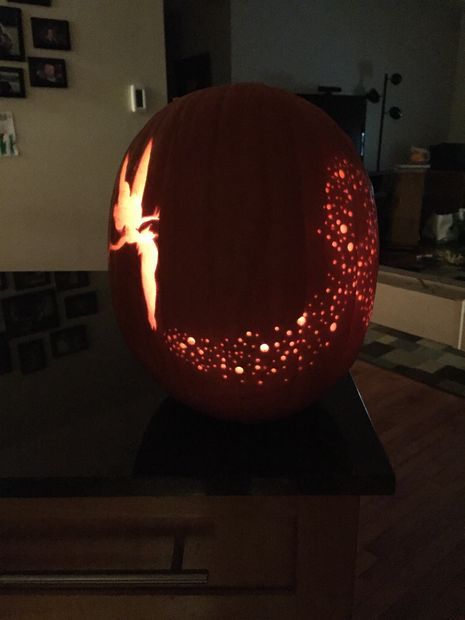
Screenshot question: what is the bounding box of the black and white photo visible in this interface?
[31,17,70,51]
[28,56,67,88]
[0,66,25,97]
[50,325,88,358]
[18,338,46,374]
[0,6,24,62]
[2,289,60,337]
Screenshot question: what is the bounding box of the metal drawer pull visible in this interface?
[0,570,209,589]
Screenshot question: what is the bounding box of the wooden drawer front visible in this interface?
[183,509,296,589]
[0,498,296,591]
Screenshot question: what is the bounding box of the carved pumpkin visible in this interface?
[109,83,378,422]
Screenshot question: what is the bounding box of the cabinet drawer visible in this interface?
[0,497,297,591]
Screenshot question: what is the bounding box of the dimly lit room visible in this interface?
[1,1,464,618]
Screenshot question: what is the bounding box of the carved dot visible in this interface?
[187,337,196,345]
[260,343,270,353]
[235,366,244,375]
[330,322,337,332]
[347,242,354,252]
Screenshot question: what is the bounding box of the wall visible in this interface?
[230,0,462,171]
[0,0,167,271]
[373,270,465,351]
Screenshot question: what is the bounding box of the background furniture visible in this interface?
[0,374,394,619]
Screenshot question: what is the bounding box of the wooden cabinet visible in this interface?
[0,375,394,618]
[383,170,427,247]
[0,495,359,620]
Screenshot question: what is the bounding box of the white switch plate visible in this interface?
[129,84,146,112]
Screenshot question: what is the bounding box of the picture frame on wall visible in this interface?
[8,1,51,6]
[64,291,98,319]
[54,271,89,292]
[28,56,67,88]
[31,17,70,51]
[1,289,60,338]
[18,338,47,374]
[0,6,25,62]
[0,273,8,291]
[50,325,88,358]
[0,332,12,374]
[13,271,51,290]
[0,66,25,97]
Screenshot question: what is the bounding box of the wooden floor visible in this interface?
[352,360,465,620]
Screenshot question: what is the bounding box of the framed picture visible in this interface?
[64,291,97,319]
[0,332,12,374]
[31,17,70,51]
[8,0,51,5]
[28,56,67,88]
[18,338,46,374]
[2,289,59,338]
[0,66,25,97]
[50,325,88,358]
[13,271,50,290]
[0,6,24,62]
[54,271,89,292]
[0,272,8,291]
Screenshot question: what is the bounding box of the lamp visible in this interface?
[368,73,403,172]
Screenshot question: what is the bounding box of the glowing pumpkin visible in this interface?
[109,83,378,422]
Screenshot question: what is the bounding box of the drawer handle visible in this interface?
[0,570,209,589]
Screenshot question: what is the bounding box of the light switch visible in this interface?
[129,84,146,112]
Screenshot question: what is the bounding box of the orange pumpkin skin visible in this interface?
[109,83,378,422]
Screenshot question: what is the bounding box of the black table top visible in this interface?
[0,373,394,498]
[0,271,394,498]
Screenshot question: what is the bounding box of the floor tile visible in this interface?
[433,365,465,385]
[361,342,394,358]
[416,338,448,351]
[377,335,398,345]
[361,323,465,398]
[417,358,448,374]
[435,353,465,371]
[437,379,465,397]
[382,348,438,368]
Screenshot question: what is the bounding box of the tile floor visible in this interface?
[360,323,465,398]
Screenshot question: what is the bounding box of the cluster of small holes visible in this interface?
[162,158,377,385]
[318,158,377,329]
